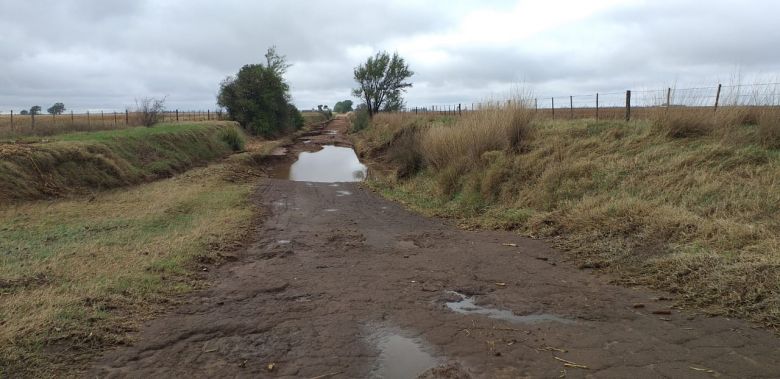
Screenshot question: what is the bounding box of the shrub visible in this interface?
[220,126,246,151]
[387,125,425,178]
[135,97,166,127]
[351,108,370,132]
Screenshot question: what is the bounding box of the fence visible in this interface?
[0,109,226,136]
[405,82,780,121]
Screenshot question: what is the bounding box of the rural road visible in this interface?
[91,119,780,378]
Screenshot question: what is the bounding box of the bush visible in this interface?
[351,108,370,132]
[220,126,246,151]
[135,97,166,127]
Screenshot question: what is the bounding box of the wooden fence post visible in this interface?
[596,93,599,120]
[87,111,90,127]
[458,103,462,116]
[625,90,632,121]
[114,111,117,126]
[101,111,104,126]
[551,97,555,120]
[666,87,672,107]
[125,110,129,124]
[207,110,210,120]
[569,96,573,119]
[71,110,74,125]
[714,84,722,112]
[176,109,179,121]
[10,110,13,130]
[534,98,538,112]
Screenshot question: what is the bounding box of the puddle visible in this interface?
[324,208,339,212]
[370,330,438,379]
[336,190,352,196]
[445,291,574,324]
[285,146,367,182]
[277,240,291,244]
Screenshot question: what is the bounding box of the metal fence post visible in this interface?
[569,96,573,119]
[625,90,632,121]
[714,84,722,112]
[551,97,555,120]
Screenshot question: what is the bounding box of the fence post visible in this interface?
[125,109,129,124]
[551,97,555,120]
[666,87,672,107]
[569,96,573,119]
[534,98,538,112]
[10,110,13,130]
[87,111,90,127]
[596,93,599,120]
[714,83,722,112]
[101,111,104,126]
[208,109,210,120]
[458,103,462,116]
[625,90,632,121]
[176,109,179,121]
[71,110,74,125]
[114,111,117,126]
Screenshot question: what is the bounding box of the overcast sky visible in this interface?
[1,0,779,112]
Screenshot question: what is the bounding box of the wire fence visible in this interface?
[0,109,227,137]
[404,82,780,121]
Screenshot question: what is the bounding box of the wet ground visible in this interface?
[91,116,780,378]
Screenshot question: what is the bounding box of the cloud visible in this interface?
[0,0,778,112]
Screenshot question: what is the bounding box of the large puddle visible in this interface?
[286,146,367,182]
[370,330,438,379]
[445,291,574,324]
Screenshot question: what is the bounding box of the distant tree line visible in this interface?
[18,103,65,116]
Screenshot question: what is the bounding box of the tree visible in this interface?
[217,47,303,136]
[352,51,413,118]
[47,102,66,115]
[20,110,29,115]
[333,100,353,113]
[29,105,42,115]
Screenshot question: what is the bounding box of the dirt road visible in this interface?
[92,119,780,378]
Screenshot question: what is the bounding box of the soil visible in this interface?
[91,117,780,378]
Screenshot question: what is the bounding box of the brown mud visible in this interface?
[91,116,780,378]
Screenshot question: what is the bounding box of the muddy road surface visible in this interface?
[92,117,780,378]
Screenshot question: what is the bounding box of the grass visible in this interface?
[355,106,780,329]
[0,136,275,377]
[0,122,245,202]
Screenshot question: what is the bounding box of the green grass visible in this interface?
[0,122,245,202]
[0,138,274,377]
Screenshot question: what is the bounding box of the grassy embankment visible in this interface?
[354,106,780,329]
[0,122,278,376]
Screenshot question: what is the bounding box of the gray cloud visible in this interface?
[1,0,778,113]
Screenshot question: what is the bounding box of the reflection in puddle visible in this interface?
[370,330,438,379]
[445,291,574,324]
[336,190,352,196]
[288,146,367,182]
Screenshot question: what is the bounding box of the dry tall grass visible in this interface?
[356,105,780,329]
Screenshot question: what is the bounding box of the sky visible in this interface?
[1,0,779,113]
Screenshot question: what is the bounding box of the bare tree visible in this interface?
[135,97,166,127]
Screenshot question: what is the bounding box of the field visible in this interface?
[353,105,780,329]
[0,124,279,376]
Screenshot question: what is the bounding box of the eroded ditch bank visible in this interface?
[91,116,780,378]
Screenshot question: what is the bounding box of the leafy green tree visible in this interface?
[47,102,66,115]
[19,110,29,115]
[333,100,353,113]
[29,105,42,115]
[217,47,303,136]
[352,51,413,118]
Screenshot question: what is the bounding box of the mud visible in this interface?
[92,116,780,378]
